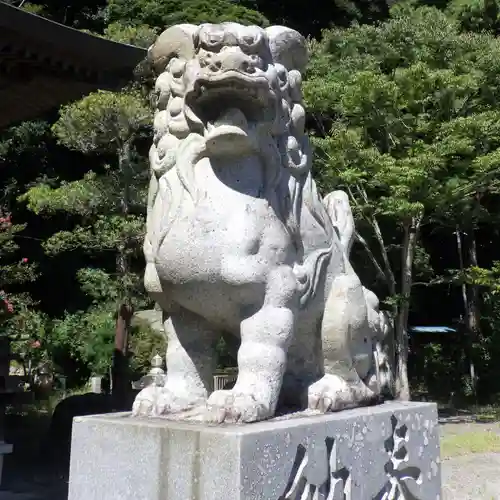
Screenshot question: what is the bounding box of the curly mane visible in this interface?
[145,23,339,306]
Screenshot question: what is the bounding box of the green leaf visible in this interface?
[52,90,152,154]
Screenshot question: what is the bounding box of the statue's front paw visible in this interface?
[132,385,164,417]
[132,386,205,417]
[204,390,273,423]
[308,374,374,412]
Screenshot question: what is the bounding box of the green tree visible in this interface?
[106,0,268,29]
[450,261,500,397]
[104,22,159,48]
[21,90,152,396]
[429,111,500,396]
[447,0,500,33]
[0,204,41,383]
[305,5,500,399]
[249,0,389,37]
[0,209,38,333]
[7,306,49,383]
[23,0,108,31]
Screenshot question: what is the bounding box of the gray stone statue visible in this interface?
[134,22,393,423]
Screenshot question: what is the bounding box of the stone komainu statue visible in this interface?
[134,22,393,423]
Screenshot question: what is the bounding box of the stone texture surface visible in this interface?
[135,21,393,424]
[68,401,441,500]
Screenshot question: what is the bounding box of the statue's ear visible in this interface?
[148,24,198,74]
[265,26,308,73]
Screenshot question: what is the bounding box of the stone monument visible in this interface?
[68,22,441,500]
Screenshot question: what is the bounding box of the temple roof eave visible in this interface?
[0,1,148,128]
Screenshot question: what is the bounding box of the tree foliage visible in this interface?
[447,0,500,33]
[22,90,151,303]
[106,0,269,28]
[52,90,151,153]
[104,22,159,47]
[6,0,500,399]
[305,4,500,398]
[0,210,38,333]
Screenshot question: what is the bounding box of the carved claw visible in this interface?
[132,386,206,417]
[132,385,164,417]
[204,390,273,423]
[308,374,374,413]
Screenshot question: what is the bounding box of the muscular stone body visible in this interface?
[133,22,393,423]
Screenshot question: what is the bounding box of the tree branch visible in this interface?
[357,184,396,295]
[355,231,388,286]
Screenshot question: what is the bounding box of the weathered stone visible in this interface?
[89,377,102,394]
[132,354,166,391]
[135,21,393,424]
[68,401,441,500]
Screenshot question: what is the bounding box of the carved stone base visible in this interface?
[68,401,441,500]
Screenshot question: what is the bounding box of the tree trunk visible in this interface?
[112,303,133,410]
[112,139,133,410]
[395,216,420,401]
[456,226,478,398]
[467,229,481,337]
[360,189,397,386]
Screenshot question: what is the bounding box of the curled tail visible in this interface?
[293,178,344,308]
[321,189,395,397]
[323,190,355,261]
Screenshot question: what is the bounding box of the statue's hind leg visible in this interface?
[133,308,219,417]
[308,189,380,411]
[281,313,324,411]
[204,266,297,423]
[308,273,376,412]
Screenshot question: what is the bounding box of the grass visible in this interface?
[437,402,500,458]
[473,405,500,422]
[441,429,500,458]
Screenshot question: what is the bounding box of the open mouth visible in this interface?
[185,72,275,125]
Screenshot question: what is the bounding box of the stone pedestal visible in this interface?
[68,401,441,500]
[89,376,102,394]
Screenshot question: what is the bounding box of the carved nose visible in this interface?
[211,49,255,74]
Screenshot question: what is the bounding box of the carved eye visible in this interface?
[201,28,225,50]
[241,34,255,46]
[239,29,263,52]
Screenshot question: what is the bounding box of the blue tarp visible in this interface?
[409,326,456,334]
